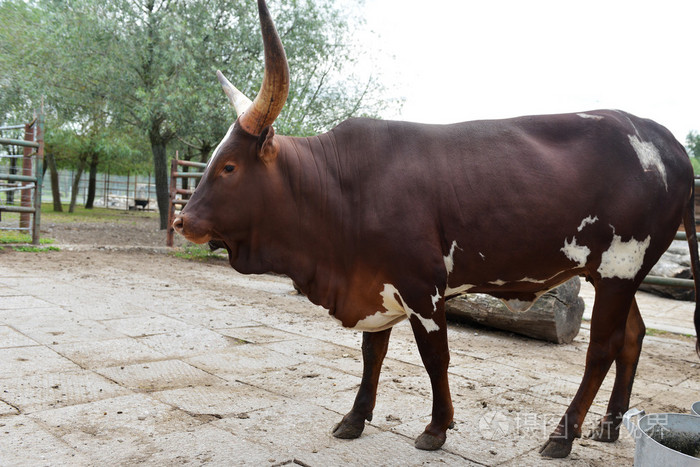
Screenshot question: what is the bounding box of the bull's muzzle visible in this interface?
[172,214,212,244]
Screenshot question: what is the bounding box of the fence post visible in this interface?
[32,113,44,245]
[20,122,34,229]
[166,159,178,247]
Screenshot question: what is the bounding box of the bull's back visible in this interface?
[329,110,691,288]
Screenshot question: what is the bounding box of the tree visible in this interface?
[1,0,397,228]
[686,131,700,174]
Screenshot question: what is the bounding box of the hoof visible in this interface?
[415,431,447,451]
[332,416,365,439]
[589,418,620,443]
[539,438,573,458]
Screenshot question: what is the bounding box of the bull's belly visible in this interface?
[349,311,408,332]
[331,284,440,333]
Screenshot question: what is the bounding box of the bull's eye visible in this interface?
[224,164,235,173]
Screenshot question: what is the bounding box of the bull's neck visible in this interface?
[266,132,347,308]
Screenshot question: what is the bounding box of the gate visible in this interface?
[166,158,206,247]
[0,113,44,244]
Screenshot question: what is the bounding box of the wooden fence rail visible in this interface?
[0,113,44,244]
[166,159,206,247]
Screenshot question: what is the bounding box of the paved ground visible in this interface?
[1,246,698,466]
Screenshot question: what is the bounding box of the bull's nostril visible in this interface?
[173,217,184,232]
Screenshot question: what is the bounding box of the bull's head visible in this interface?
[172,0,290,273]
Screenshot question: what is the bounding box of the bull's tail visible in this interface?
[682,181,700,356]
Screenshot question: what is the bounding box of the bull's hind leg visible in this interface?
[540,282,636,458]
[408,302,454,450]
[333,328,392,439]
[590,298,645,442]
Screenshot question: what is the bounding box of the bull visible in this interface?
[174,0,700,458]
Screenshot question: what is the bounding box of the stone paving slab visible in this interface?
[0,369,131,413]
[580,281,697,336]
[1,248,698,466]
[0,415,92,465]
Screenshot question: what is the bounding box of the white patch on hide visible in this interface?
[444,241,460,275]
[628,135,668,190]
[597,234,651,280]
[207,123,236,170]
[577,113,604,120]
[489,279,507,286]
[518,277,547,284]
[577,215,599,232]
[479,252,486,260]
[445,283,475,296]
[353,284,439,333]
[560,237,590,267]
[431,287,441,312]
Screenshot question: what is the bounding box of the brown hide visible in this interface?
[179,110,692,328]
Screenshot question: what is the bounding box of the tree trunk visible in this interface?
[149,126,170,230]
[7,155,16,204]
[69,156,86,213]
[85,152,99,209]
[46,153,63,212]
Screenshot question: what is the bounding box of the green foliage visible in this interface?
[2,0,396,149]
[2,0,399,226]
[686,131,700,175]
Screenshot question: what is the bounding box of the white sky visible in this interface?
[357,0,699,143]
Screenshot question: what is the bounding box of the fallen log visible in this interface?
[445,277,585,344]
[639,240,694,301]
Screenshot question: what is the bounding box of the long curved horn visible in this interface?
[238,0,290,136]
[217,70,253,117]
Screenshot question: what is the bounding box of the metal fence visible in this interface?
[0,115,44,244]
[42,170,157,211]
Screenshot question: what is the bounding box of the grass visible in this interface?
[170,243,226,262]
[41,204,158,224]
[11,245,60,252]
[0,230,55,244]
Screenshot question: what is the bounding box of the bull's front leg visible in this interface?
[332,328,392,439]
[408,304,454,450]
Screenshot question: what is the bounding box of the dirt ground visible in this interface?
[40,210,188,249]
[1,211,699,465]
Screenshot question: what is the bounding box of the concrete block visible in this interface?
[51,337,168,370]
[96,359,221,392]
[101,314,193,337]
[0,346,81,378]
[0,415,91,465]
[151,382,284,418]
[136,327,241,359]
[33,393,203,464]
[218,325,304,344]
[185,344,303,378]
[0,325,39,348]
[0,295,54,310]
[0,370,131,413]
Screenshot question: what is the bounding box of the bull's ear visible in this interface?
[257,125,279,165]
